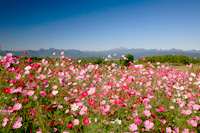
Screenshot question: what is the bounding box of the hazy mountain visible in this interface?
[1,47,200,59]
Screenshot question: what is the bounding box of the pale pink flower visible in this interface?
[53,52,56,55]
[187,119,197,127]
[79,105,87,115]
[185,109,192,115]
[132,110,138,117]
[193,104,199,110]
[166,127,172,133]
[160,119,166,124]
[61,51,64,55]
[2,120,8,127]
[73,119,79,125]
[52,85,58,90]
[15,74,21,80]
[145,81,151,87]
[169,105,174,110]
[12,97,17,101]
[144,120,154,130]
[39,74,46,80]
[12,121,22,129]
[129,123,138,132]
[13,103,22,110]
[143,110,151,117]
[104,105,110,112]
[181,110,186,115]
[27,90,34,96]
[182,128,189,133]
[2,117,9,127]
[65,109,69,114]
[58,105,63,109]
[108,55,112,58]
[24,70,30,75]
[195,116,200,121]
[156,62,160,65]
[88,87,96,95]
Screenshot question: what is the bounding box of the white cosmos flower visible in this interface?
[24,66,31,71]
[194,81,200,85]
[190,72,196,77]
[172,99,176,103]
[183,95,188,99]
[70,103,79,111]
[52,90,58,95]
[94,117,98,122]
[179,86,184,91]
[189,78,193,81]
[110,121,115,124]
[115,118,122,125]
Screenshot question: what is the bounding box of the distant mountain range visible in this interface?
[1,47,200,59]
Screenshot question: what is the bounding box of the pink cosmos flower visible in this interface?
[143,98,150,105]
[182,128,189,133]
[42,92,47,97]
[88,87,96,95]
[160,119,166,124]
[174,126,179,133]
[187,119,197,127]
[61,51,64,55]
[145,81,151,87]
[13,103,22,110]
[181,110,186,115]
[129,123,138,132]
[12,121,22,129]
[134,117,142,125]
[15,74,21,80]
[2,117,9,127]
[83,118,90,125]
[27,90,34,96]
[143,110,151,117]
[185,109,192,115]
[166,127,172,133]
[73,119,79,125]
[132,110,138,117]
[169,105,174,110]
[144,120,154,130]
[193,104,200,110]
[57,105,63,109]
[52,85,58,90]
[159,106,165,112]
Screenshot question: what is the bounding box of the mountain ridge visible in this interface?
[1,47,200,59]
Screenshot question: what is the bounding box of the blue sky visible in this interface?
[0,0,200,51]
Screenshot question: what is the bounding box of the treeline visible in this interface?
[136,55,200,65]
[6,54,200,66]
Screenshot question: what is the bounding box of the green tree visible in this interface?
[93,58,103,65]
[120,54,134,66]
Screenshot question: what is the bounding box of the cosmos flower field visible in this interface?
[0,52,200,133]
